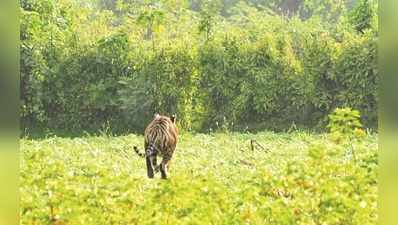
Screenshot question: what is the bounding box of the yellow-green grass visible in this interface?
[21,132,377,225]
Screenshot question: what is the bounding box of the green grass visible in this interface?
[20,131,377,225]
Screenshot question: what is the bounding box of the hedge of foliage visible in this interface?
[20,0,378,134]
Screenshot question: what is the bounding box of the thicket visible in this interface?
[20,0,378,134]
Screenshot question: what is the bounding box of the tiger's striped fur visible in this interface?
[134,113,178,179]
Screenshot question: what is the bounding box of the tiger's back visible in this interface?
[144,115,178,158]
[136,113,178,179]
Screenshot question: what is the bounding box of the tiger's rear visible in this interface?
[135,113,178,179]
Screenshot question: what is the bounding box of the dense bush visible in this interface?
[118,40,199,132]
[20,0,378,134]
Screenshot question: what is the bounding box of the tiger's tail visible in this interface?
[133,146,145,158]
[133,143,157,158]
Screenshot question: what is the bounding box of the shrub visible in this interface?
[327,107,366,142]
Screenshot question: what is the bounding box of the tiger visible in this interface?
[134,113,178,179]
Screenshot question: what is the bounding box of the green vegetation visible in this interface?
[327,107,366,141]
[20,1,379,223]
[21,131,377,224]
[20,0,378,134]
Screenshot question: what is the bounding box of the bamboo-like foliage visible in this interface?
[20,0,378,134]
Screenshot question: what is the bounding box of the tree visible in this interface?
[348,0,377,33]
[136,3,165,51]
[198,0,221,41]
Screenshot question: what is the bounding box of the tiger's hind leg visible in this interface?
[145,156,155,178]
[154,164,160,173]
[160,153,173,179]
[159,159,168,179]
[152,155,160,173]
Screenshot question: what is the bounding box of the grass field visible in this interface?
[20,132,377,225]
